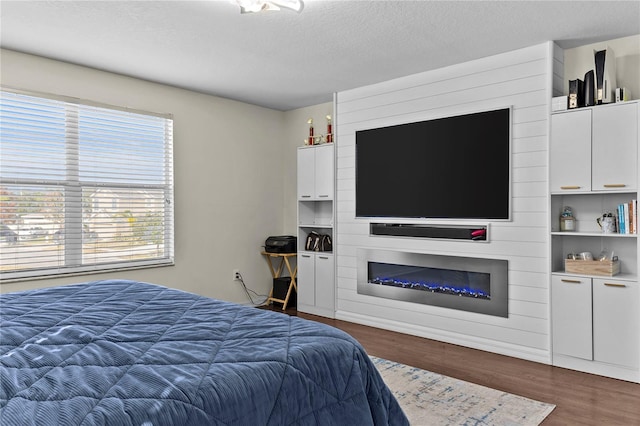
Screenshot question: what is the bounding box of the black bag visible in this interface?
[305,231,332,252]
[265,236,297,253]
[319,234,332,251]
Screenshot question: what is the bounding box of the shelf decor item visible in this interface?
[552,96,568,111]
[615,87,631,102]
[565,258,620,276]
[326,115,333,143]
[568,78,584,109]
[559,206,575,232]
[596,212,617,234]
[583,70,595,106]
[594,47,617,104]
[307,118,314,145]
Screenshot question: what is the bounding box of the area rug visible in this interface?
[371,356,555,425]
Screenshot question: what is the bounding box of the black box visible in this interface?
[272,277,296,307]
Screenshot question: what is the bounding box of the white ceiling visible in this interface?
[1,1,639,111]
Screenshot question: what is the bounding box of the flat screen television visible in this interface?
[355,108,511,220]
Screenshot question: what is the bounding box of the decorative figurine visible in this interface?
[326,115,333,143]
[307,118,314,145]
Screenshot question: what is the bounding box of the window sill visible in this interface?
[0,260,175,284]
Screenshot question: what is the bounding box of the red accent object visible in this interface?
[471,229,486,237]
[327,124,333,143]
[308,126,314,145]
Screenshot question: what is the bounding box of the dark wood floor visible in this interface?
[261,305,640,425]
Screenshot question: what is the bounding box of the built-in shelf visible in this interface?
[297,143,335,318]
[299,223,332,228]
[549,101,639,383]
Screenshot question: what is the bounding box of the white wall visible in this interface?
[334,43,554,364]
[0,49,287,304]
[563,34,640,101]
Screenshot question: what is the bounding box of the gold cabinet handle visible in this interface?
[561,279,582,283]
[603,184,626,188]
[604,282,626,288]
[560,186,581,190]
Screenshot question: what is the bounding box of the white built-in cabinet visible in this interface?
[550,101,640,383]
[551,102,637,193]
[592,278,639,369]
[297,252,335,316]
[552,276,639,370]
[551,275,593,360]
[549,109,591,193]
[297,144,334,200]
[592,105,638,191]
[297,144,335,318]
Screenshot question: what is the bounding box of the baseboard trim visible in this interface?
[552,354,640,383]
[336,310,551,365]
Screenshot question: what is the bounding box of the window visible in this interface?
[0,89,174,280]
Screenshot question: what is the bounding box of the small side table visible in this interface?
[261,251,297,310]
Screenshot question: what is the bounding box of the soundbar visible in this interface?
[370,223,488,241]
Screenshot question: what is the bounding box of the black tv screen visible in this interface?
[355,108,511,220]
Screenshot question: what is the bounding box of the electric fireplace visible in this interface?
[357,249,508,317]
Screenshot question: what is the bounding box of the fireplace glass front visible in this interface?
[357,249,508,317]
[368,262,491,300]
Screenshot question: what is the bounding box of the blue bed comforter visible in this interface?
[1,280,408,425]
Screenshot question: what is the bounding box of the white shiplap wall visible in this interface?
[334,42,555,364]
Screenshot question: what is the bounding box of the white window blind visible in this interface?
[0,90,174,281]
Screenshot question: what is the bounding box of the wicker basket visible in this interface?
[564,259,620,276]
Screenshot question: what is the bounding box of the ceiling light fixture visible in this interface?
[235,0,304,13]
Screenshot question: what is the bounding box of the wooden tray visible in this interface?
[565,259,620,276]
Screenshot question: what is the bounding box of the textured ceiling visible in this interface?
[1,1,639,111]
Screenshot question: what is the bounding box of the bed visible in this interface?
[0,279,408,425]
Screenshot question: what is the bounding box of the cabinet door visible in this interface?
[551,275,593,360]
[297,253,315,306]
[593,279,639,369]
[592,103,638,191]
[297,148,315,199]
[315,254,335,312]
[550,110,592,192]
[314,145,334,200]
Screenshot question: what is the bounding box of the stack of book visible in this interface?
[617,200,638,234]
